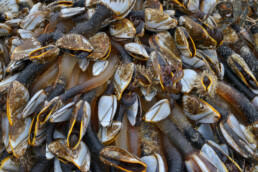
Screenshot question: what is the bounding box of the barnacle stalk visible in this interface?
[222,61,258,110]
[162,135,184,172]
[169,103,206,149]
[60,53,118,102]
[216,81,258,125]
[155,118,217,172]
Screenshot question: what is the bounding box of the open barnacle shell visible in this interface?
[11,37,41,61]
[124,43,149,61]
[144,99,171,122]
[194,71,217,97]
[37,97,63,125]
[135,65,153,88]
[67,100,91,150]
[9,117,31,157]
[98,95,118,127]
[92,60,109,76]
[179,16,217,49]
[219,114,258,161]
[0,155,19,171]
[98,121,123,145]
[65,140,91,172]
[227,53,258,93]
[183,95,220,123]
[114,62,135,100]
[109,18,136,41]
[29,115,47,146]
[149,31,181,64]
[181,69,198,94]
[7,80,30,125]
[141,153,166,172]
[56,33,93,58]
[145,8,177,32]
[88,32,111,60]
[29,45,60,64]
[99,146,147,172]
[174,26,196,58]
[22,89,47,118]
[185,151,218,172]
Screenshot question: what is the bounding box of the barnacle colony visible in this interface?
[0,0,257,171]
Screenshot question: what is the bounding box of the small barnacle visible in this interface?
[194,71,218,97]
[135,65,153,88]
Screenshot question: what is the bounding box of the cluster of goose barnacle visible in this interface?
[0,0,257,171]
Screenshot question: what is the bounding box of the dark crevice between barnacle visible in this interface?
[46,77,67,101]
[134,20,145,35]
[128,10,145,21]
[162,135,184,172]
[0,13,5,22]
[30,146,53,172]
[60,160,80,172]
[73,0,87,7]
[0,149,9,162]
[110,39,132,63]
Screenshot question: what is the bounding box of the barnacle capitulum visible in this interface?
[144,99,171,122]
[99,146,147,172]
[98,95,117,127]
[194,71,218,97]
[56,33,93,58]
[145,8,177,32]
[109,18,136,41]
[219,114,258,161]
[124,42,149,61]
[67,100,91,149]
[113,62,135,100]
[88,32,111,60]
[175,26,196,58]
[141,153,166,172]
[183,95,221,123]
[11,37,41,61]
[29,45,60,64]
[0,0,257,171]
